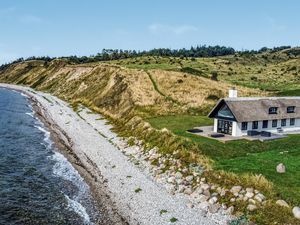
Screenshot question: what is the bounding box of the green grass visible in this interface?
[147,115,300,206]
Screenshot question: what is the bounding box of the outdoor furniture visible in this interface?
[277,127,284,133]
[187,129,203,133]
[261,131,271,137]
[209,133,225,138]
[247,130,260,136]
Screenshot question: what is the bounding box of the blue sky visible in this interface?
[0,0,299,64]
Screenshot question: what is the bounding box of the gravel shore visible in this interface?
[0,84,231,225]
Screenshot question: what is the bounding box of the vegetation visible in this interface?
[1,46,300,224]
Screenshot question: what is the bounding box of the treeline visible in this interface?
[0,45,297,69]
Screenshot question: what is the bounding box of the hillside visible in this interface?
[0,59,262,119]
[1,49,300,224]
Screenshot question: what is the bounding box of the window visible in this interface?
[290,118,295,126]
[272,119,277,127]
[241,122,248,130]
[281,119,286,127]
[262,120,268,128]
[217,104,234,119]
[252,121,258,129]
[269,107,278,114]
[287,106,295,113]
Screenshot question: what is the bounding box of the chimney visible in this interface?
[229,88,238,98]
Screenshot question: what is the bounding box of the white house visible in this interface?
[208,89,300,137]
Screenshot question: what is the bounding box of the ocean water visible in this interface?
[0,88,99,225]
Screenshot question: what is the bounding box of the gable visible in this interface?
[208,100,237,121]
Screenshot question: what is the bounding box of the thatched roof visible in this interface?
[208,97,300,122]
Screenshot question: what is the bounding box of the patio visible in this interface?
[188,126,288,142]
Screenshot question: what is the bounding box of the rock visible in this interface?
[200,177,206,182]
[230,198,236,202]
[176,179,183,185]
[248,199,256,204]
[225,206,234,215]
[247,204,257,211]
[246,187,254,193]
[230,186,242,194]
[187,202,194,208]
[245,192,254,199]
[199,201,211,211]
[254,193,266,202]
[276,163,286,173]
[201,183,210,191]
[276,200,289,208]
[209,204,220,213]
[166,185,175,195]
[293,207,300,219]
[197,194,209,203]
[186,175,194,182]
[208,196,218,204]
[177,185,185,193]
[175,172,183,179]
[203,189,211,197]
[167,177,176,184]
[184,188,193,195]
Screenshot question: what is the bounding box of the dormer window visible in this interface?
[269,107,278,114]
[287,106,295,113]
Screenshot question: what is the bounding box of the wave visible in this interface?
[65,194,91,224]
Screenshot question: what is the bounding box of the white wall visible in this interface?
[213,118,218,132]
[236,118,300,136]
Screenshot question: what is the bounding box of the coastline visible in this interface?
[0,83,230,225]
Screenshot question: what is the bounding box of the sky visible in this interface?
[0,0,299,64]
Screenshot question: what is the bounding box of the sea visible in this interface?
[0,88,99,225]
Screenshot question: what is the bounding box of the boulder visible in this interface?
[230,186,242,194]
[185,175,194,182]
[199,201,211,211]
[276,163,286,173]
[254,193,266,202]
[293,207,300,219]
[247,204,257,211]
[276,200,289,208]
[175,171,183,179]
[225,206,234,215]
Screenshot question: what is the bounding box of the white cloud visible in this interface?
[19,15,42,24]
[148,23,198,35]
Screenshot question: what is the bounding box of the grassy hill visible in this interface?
[1,48,300,224]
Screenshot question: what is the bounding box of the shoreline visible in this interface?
[0,84,230,225]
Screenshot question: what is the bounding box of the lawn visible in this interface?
[147,115,300,205]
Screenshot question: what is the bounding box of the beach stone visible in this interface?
[176,178,183,185]
[209,204,220,213]
[201,183,210,191]
[276,200,289,208]
[225,206,234,215]
[198,194,209,203]
[166,185,175,195]
[167,176,176,184]
[230,185,242,194]
[254,193,266,202]
[203,189,211,197]
[245,192,254,199]
[187,202,194,208]
[293,207,300,219]
[246,187,254,193]
[199,201,210,211]
[200,177,206,182]
[247,204,257,211]
[175,171,183,179]
[184,188,193,195]
[276,163,286,173]
[230,198,236,202]
[208,196,218,204]
[248,199,256,204]
[186,175,194,182]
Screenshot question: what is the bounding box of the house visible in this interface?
[208,89,300,137]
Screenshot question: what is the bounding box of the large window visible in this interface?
[252,121,258,129]
[217,104,234,119]
[287,106,295,113]
[262,120,268,128]
[272,119,277,127]
[281,119,286,127]
[290,118,295,126]
[269,107,278,114]
[241,122,248,130]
